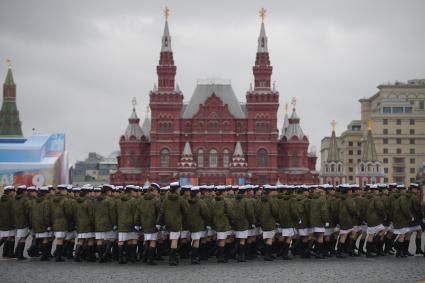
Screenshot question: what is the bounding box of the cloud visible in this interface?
[0,0,424,167]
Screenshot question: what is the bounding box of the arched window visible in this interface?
[160,148,169,168]
[223,149,229,168]
[197,149,204,168]
[257,148,268,167]
[209,149,218,168]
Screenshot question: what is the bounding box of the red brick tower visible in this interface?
[149,15,184,184]
[245,15,279,184]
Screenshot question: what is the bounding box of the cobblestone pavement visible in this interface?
[0,254,424,283]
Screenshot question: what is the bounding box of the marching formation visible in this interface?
[0,182,424,266]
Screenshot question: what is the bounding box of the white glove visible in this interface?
[411,217,414,222]
[47,227,51,231]
[251,224,256,229]
[134,226,141,231]
[325,222,330,228]
[298,220,302,225]
[113,225,117,231]
[206,226,212,230]
[155,225,161,231]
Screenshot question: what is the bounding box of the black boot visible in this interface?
[55,244,65,262]
[366,241,376,258]
[103,241,112,262]
[40,243,50,261]
[216,246,227,263]
[74,244,82,262]
[112,242,119,261]
[300,241,311,258]
[169,248,179,266]
[2,240,10,258]
[415,237,424,255]
[330,238,337,256]
[358,239,365,255]
[137,242,144,262]
[199,243,208,260]
[264,244,274,261]
[16,242,26,260]
[404,240,413,256]
[336,241,346,258]
[384,237,395,255]
[98,244,106,263]
[129,244,137,263]
[87,245,96,262]
[282,242,291,260]
[315,242,325,259]
[191,247,200,264]
[291,239,300,256]
[146,247,157,265]
[118,245,127,264]
[237,244,246,262]
[47,241,53,258]
[395,241,406,258]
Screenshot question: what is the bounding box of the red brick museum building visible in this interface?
[111,17,319,186]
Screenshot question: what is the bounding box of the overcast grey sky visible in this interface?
[1,0,424,165]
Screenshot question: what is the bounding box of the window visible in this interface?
[420,101,424,110]
[197,149,204,168]
[410,119,415,125]
[257,149,268,167]
[383,107,391,113]
[384,168,388,173]
[160,148,170,168]
[394,167,404,173]
[209,149,218,168]
[396,138,402,144]
[410,148,415,154]
[393,157,405,163]
[410,138,415,144]
[405,107,412,113]
[384,178,388,183]
[349,167,353,172]
[357,150,361,155]
[396,129,401,135]
[396,119,401,125]
[348,158,353,163]
[410,168,416,174]
[348,141,353,146]
[383,158,388,164]
[383,138,388,144]
[383,129,388,135]
[348,150,353,155]
[393,107,403,114]
[396,148,402,154]
[223,149,229,168]
[409,129,415,135]
[383,148,388,154]
[383,119,388,125]
[410,158,415,164]
[357,142,362,147]
[349,176,353,181]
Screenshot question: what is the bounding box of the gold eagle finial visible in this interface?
[259,8,266,22]
[164,6,170,21]
[331,120,337,131]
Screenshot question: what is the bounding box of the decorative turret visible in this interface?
[320,120,345,186]
[0,59,23,137]
[283,98,307,142]
[178,141,196,168]
[362,121,378,162]
[122,98,145,141]
[355,120,383,186]
[280,102,289,138]
[230,141,248,168]
[157,6,176,92]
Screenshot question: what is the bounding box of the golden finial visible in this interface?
[132,97,137,109]
[367,120,373,131]
[291,97,297,109]
[164,6,170,21]
[5,58,12,69]
[285,102,288,114]
[331,120,337,131]
[259,8,266,22]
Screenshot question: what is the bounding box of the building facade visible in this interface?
[71,152,118,186]
[111,16,319,186]
[321,79,425,186]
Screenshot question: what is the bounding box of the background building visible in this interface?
[112,16,319,186]
[321,79,425,185]
[71,151,118,186]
